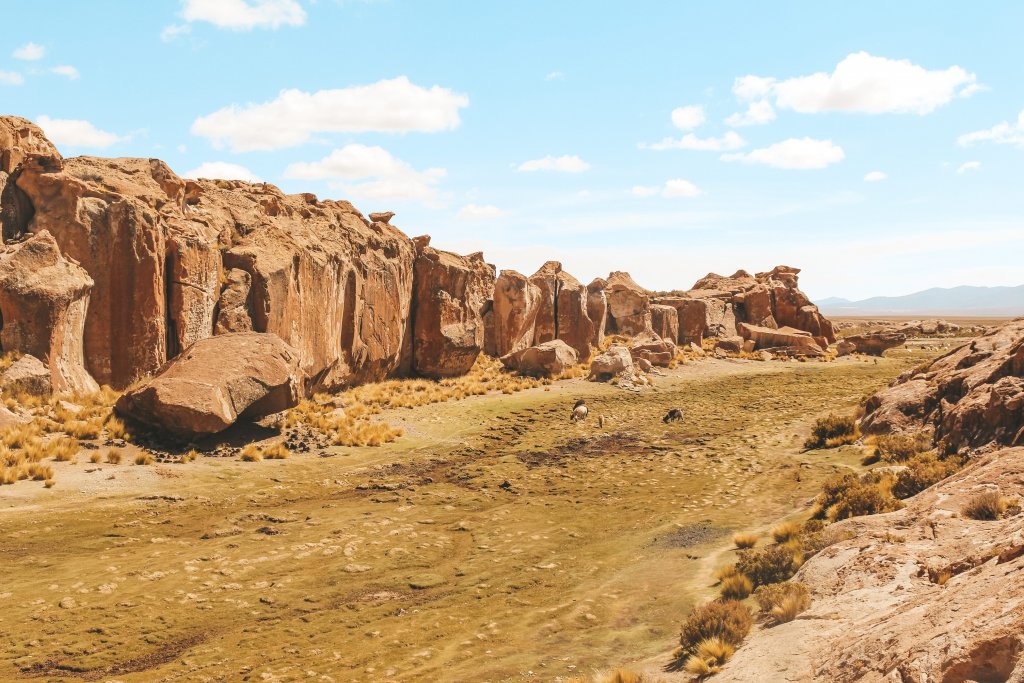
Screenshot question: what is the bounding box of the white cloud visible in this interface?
[722,137,844,169]
[516,155,591,173]
[36,115,122,149]
[181,0,306,30]
[161,23,192,42]
[670,105,705,130]
[863,171,887,182]
[183,161,261,182]
[958,110,1024,149]
[50,65,80,80]
[192,77,469,151]
[13,42,45,61]
[0,71,23,86]
[736,52,978,115]
[457,204,505,220]
[956,161,981,174]
[285,144,446,203]
[632,179,701,198]
[725,100,776,127]
[545,71,564,81]
[641,131,746,152]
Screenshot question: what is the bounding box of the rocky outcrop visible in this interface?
[0,355,52,397]
[214,269,254,334]
[493,269,542,357]
[630,334,676,367]
[605,271,652,336]
[737,323,824,354]
[586,279,608,348]
[555,270,594,362]
[115,332,304,438]
[718,447,1024,682]
[649,304,679,344]
[1,116,61,243]
[843,331,907,356]
[529,261,561,345]
[500,340,577,377]
[862,319,1024,451]
[411,239,496,378]
[0,230,98,395]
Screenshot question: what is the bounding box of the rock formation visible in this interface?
[589,346,634,380]
[0,355,52,397]
[0,230,98,395]
[555,270,595,362]
[843,331,907,356]
[411,238,496,378]
[115,332,304,437]
[586,278,608,348]
[862,319,1024,451]
[604,271,652,336]
[737,323,824,354]
[493,269,542,357]
[500,340,577,377]
[529,261,561,345]
[214,269,254,334]
[649,304,679,344]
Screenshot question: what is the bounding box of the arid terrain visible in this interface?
[0,347,941,683]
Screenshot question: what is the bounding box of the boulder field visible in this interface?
[0,115,837,432]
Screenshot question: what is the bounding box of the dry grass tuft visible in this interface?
[804,414,858,450]
[736,544,800,588]
[43,478,55,488]
[683,637,735,678]
[678,600,752,661]
[239,444,263,462]
[753,582,811,624]
[874,432,932,462]
[262,442,290,459]
[719,573,753,600]
[89,452,102,464]
[732,533,758,549]
[134,453,154,466]
[106,449,123,464]
[771,521,801,544]
[961,491,1014,521]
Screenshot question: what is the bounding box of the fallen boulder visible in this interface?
[737,323,824,354]
[115,332,305,438]
[589,345,634,380]
[0,355,51,397]
[500,340,578,377]
[715,336,745,354]
[630,334,676,367]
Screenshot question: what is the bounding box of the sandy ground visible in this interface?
[0,352,935,682]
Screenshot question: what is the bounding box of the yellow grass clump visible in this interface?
[771,521,801,543]
[106,449,123,464]
[732,533,758,549]
[134,453,154,466]
[239,444,263,462]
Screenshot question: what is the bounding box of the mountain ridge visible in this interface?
[818,284,1024,316]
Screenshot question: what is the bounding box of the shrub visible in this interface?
[771,521,801,544]
[678,600,753,659]
[875,432,932,462]
[719,574,752,600]
[817,472,901,521]
[714,564,739,583]
[240,444,262,462]
[961,492,1012,521]
[804,414,858,450]
[891,453,961,499]
[106,449,123,464]
[753,582,810,625]
[89,452,102,464]
[262,443,290,459]
[732,533,758,549]
[104,416,130,440]
[65,420,102,440]
[134,453,154,465]
[683,637,735,677]
[50,438,80,462]
[736,544,799,587]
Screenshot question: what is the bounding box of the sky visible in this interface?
[2,1,1023,300]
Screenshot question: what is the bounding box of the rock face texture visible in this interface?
[411,239,496,378]
[214,269,254,335]
[493,270,542,358]
[0,230,98,395]
[500,340,577,377]
[605,271,652,336]
[0,355,52,397]
[630,334,676,367]
[115,332,304,437]
[589,345,634,380]
[586,278,608,348]
[529,261,561,345]
[555,270,595,362]
[649,304,679,345]
[737,323,824,354]
[844,331,907,356]
[862,319,1024,451]
[718,447,1024,682]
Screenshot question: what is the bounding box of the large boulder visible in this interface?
[0,355,52,397]
[493,269,542,357]
[555,270,595,362]
[844,331,907,356]
[630,334,676,367]
[115,332,305,438]
[0,230,98,395]
[589,345,634,380]
[737,322,824,354]
[862,319,1024,451]
[586,278,608,348]
[649,304,679,344]
[500,340,578,377]
[529,261,561,345]
[604,271,651,336]
[412,240,496,378]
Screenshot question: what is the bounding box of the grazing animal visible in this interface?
[663,408,684,423]
[571,399,588,422]
[598,414,605,428]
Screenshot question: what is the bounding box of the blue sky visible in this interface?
[3,1,1023,299]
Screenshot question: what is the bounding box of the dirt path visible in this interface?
[0,354,926,682]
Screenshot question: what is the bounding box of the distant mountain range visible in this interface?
[818,285,1024,317]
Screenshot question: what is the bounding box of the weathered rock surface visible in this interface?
[629,334,676,367]
[529,261,561,345]
[718,447,1024,682]
[649,304,679,345]
[862,319,1024,451]
[715,336,745,354]
[586,278,608,348]
[214,269,254,334]
[115,332,304,437]
[0,354,52,397]
[605,271,651,336]
[0,230,98,395]
[500,340,577,377]
[493,269,541,357]
[737,323,824,354]
[844,331,908,356]
[589,345,634,380]
[555,270,595,362]
[412,240,495,378]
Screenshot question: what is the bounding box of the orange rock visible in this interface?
[737,322,824,354]
[586,278,608,348]
[0,230,98,395]
[555,270,594,362]
[215,269,254,334]
[500,340,578,377]
[604,271,651,336]
[529,261,561,345]
[493,269,542,357]
[649,304,679,344]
